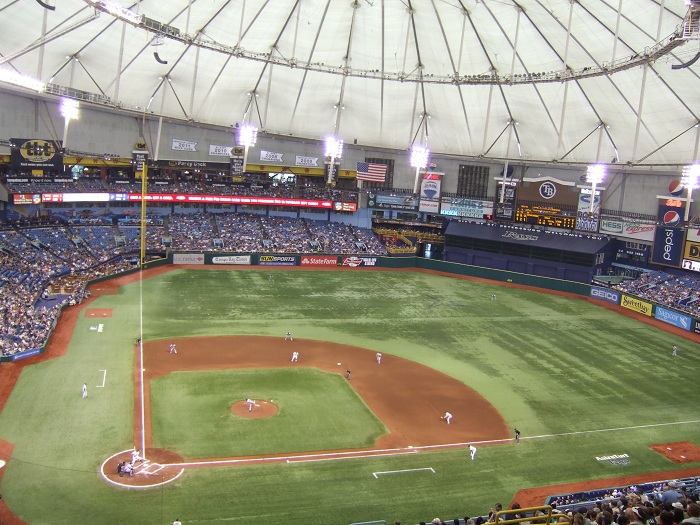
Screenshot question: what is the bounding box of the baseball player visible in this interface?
[442,411,452,424]
[346,369,351,380]
[245,398,256,412]
[469,444,477,460]
[514,428,521,443]
[169,343,177,354]
[285,331,293,341]
[672,344,678,357]
[291,351,299,362]
[376,352,382,364]
[82,383,87,399]
[131,448,144,464]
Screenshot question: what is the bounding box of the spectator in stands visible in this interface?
[682,503,700,524]
[657,511,675,525]
[662,485,683,506]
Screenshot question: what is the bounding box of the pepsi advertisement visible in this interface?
[657,203,685,227]
[650,227,685,268]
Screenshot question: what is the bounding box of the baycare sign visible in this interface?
[620,294,652,316]
[650,227,684,268]
[300,256,338,266]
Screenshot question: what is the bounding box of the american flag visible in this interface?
[356,162,387,183]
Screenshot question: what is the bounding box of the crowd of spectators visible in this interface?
[613,271,700,317]
[421,479,699,525]
[0,210,387,356]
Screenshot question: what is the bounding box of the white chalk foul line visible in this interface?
[373,467,435,479]
[96,369,107,388]
[158,418,700,469]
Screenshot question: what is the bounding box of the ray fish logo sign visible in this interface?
[539,182,557,199]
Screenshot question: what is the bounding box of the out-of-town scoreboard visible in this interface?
[514,204,577,229]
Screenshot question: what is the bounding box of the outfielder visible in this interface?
[82,383,87,399]
[469,444,477,460]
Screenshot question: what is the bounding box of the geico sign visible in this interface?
[663,230,676,261]
[591,289,619,302]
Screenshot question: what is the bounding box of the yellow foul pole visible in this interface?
[139,162,148,267]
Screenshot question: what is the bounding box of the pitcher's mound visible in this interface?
[231,400,279,418]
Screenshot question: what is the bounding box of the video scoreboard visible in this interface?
[514,204,576,229]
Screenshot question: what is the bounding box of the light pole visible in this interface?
[682,163,700,222]
[325,136,343,185]
[411,145,429,195]
[586,164,606,213]
[59,97,79,150]
[236,124,258,173]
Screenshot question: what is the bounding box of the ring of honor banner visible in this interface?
[11,138,63,171]
[494,183,516,219]
[575,188,601,232]
[230,146,245,176]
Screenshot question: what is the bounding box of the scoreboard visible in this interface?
[514,204,576,229]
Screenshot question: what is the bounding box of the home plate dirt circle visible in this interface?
[231,400,279,418]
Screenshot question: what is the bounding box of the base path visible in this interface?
[139,336,511,456]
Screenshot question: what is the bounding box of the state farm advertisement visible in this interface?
[300,256,338,266]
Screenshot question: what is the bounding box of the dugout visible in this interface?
[443,220,615,283]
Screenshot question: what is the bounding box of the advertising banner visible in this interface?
[440,198,493,218]
[420,174,442,200]
[211,255,251,265]
[368,194,418,211]
[681,259,700,272]
[173,253,205,265]
[230,146,245,175]
[299,255,338,266]
[11,138,63,170]
[620,294,652,316]
[687,228,700,243]
[341,256,378,267]
[599,219,655,241]
[650,227,685,268]
[589,287,621,304]
[258,255,296,266]
[13,194,42,205]
[695,319,700,335]
[132,150,148,172]
[419,199,440,213]
[657,202,685,227]
[654,306,692,331]
[683,241,700,262]
[333,202,357,212]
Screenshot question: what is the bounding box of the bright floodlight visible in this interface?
[410,145,430,169]
[0,69,44,92]
[682,163,700,190]
[586,163,606,185]
[324,136,343,159]
[237,124,258,148]
[59,98,80,120]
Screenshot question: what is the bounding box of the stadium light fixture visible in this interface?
[682,163,700,221]
[411,145,429,194]
[586,164,606,212]
[59,97,80,150]
[0,68,45,92]
[236,124,258,175]
[324,136,343,185]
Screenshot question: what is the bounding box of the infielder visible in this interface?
[291,351,299,362]
[376,352,382,364]
[82,383,87,399]
[514,428,521,443]
[469,444,477,460]
[245,398,256,412]
[442,411,452,424]
[285,331,293,341]
[169,343,177,354]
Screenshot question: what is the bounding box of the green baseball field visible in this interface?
[0,267,698,525]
